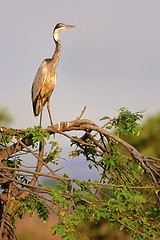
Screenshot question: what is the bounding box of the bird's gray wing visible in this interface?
[31,60,48,102]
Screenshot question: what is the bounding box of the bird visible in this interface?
[31,23,75,126]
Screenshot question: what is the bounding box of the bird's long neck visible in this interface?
[51,39,61,68]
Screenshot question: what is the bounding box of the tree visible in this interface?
[0,108,13,125]
[121,113,160,158]
[0,107,160,240]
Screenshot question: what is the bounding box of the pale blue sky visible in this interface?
[0,1,160,179]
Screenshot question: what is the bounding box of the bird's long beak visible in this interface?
[65,25,76,30]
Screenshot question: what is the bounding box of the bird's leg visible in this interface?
[47,101,53,126]
[39,98,43,127]
[39,111,42,126]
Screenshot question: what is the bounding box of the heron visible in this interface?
[31,23,75,126]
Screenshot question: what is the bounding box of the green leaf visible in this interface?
[100,116,110,121]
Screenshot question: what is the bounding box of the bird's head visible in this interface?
[53,23,75,41]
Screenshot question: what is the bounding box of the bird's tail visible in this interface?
[32,96,43,117]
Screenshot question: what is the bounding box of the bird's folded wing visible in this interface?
[31,60,47,102]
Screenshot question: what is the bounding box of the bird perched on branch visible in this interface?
[31,23,75,126]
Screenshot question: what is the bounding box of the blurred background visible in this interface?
[0,1,160,239]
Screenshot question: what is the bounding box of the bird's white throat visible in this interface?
[54,29,60,41]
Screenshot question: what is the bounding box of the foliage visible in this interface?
[100,107,143,136]
[0,108,160,240]
[121,113,160,158]
[13,194,49,223]
[23,126,50,144]
[0,108,13,125]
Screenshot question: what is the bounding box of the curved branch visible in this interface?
[0,118,159,185]
[0,114,160,240]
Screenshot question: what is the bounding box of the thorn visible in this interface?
[77,106,86,120]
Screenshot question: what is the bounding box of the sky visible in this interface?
[0,1,160,180]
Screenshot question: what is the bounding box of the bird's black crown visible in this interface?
[54,23,65,30]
